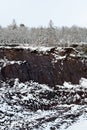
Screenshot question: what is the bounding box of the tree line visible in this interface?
[0,20,87,46]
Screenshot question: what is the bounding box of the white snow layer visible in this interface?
[0,78,87,129]
[66,115,87,130]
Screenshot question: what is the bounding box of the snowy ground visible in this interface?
[0,45,87,129]
[0,78,87,129]
[66,115,87,130]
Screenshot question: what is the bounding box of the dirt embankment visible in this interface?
[0,47,87,86]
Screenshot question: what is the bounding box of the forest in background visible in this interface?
[0,20,87,47]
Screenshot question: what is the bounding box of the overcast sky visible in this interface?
[0,0,87,27]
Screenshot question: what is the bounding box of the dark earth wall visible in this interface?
[0,48,87,86]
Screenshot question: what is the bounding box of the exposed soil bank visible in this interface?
[0,47,87,86]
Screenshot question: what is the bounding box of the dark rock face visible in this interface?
[0,48,87,86]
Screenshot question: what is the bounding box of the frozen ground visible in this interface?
[0,45,87,129]
[66,115,87,130]
[0,78,87,129]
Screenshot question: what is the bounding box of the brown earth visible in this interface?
[0,47,87,86]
